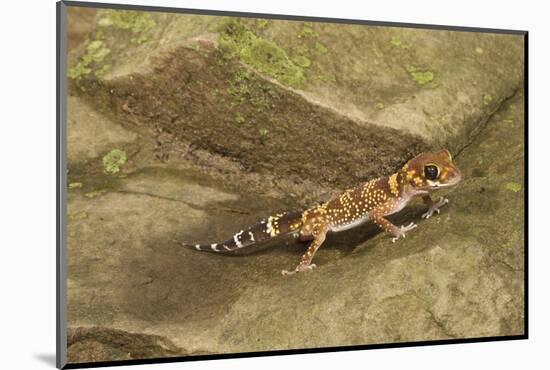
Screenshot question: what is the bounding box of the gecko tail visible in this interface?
[183,210,303,254]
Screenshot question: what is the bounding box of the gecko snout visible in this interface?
[443,165,462,186]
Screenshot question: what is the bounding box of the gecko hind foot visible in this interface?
[281,263,317,276]
[391,222,417,243]
[422,197,449,219]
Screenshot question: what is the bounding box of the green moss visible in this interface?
[99,9,155,34]
[84,189,107,199]
[301,22,318,38]
[315,41,328,54]
[98,9,155,45]
[390,36,410,49]
[67,63,92,79]
[102,149,127,175]
[68,39,111,79]
[410,71,434,85]
[243,39,305,86]
[250,93,270,111]
[235,112,245,124]
[505,182,522,193]
[483,94,494,106]
[94,63,112,78]
[227,68,254,106]
[315,74,336,82]
[68,182,83,189]
[218,20,306,87]
[390,37,402,47]
[292,55,311,68]
[256,19,269,28]
[227,68,272,111]
[71,211,89,220]
[131,34,149,44]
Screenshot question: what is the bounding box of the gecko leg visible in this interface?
[369,210,417,243]
[421,195,449,219]
[390,222,418,243]
[282,224,328,276]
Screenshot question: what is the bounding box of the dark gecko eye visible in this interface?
[424,164,439,180]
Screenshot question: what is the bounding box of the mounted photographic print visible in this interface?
[57,1,528,368]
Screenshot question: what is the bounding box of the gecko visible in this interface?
[183,150,462,275]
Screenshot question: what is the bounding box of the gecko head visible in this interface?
[402,149,462,191]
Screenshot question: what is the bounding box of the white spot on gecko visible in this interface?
[234,230,244,248]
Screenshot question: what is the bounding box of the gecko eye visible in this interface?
[424,165,439,180]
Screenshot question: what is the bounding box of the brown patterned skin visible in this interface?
[184,150,462,275]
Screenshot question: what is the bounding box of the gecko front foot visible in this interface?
[422,197,449,219]
[391,222,417,243]
[281,263,317,276]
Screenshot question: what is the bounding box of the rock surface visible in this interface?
[67,327,190,363]
[65,7,525,364]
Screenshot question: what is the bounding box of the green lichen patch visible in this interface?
[300,22,318,38]
[68,39,111,79]
[292,55,311,68]
[505,182,522,193]
[218,20,307,87]
[71,211,89,220]
[256,19,269,29]
[99,10,155,34]
[257,127,270,145]
[390,36,409,49]
[102,149,127,175]
[69,182,83,189]
[98,9,156,44]
[226,68,273,112]
[483,94,494,106]
[235,112,245,124]
[410,71,434,85]
[227,68,254,106]
[315,41,328,54]
[390,37,403,47]
[84,189,108,199]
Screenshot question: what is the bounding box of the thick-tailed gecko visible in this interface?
[184,150,462,275]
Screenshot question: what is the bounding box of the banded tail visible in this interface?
[184,210,303,253]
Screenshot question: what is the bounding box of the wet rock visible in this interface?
[66,89,524,360]
[67,96,138,163]
[67,326,187,363]
[69,11,523,154]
